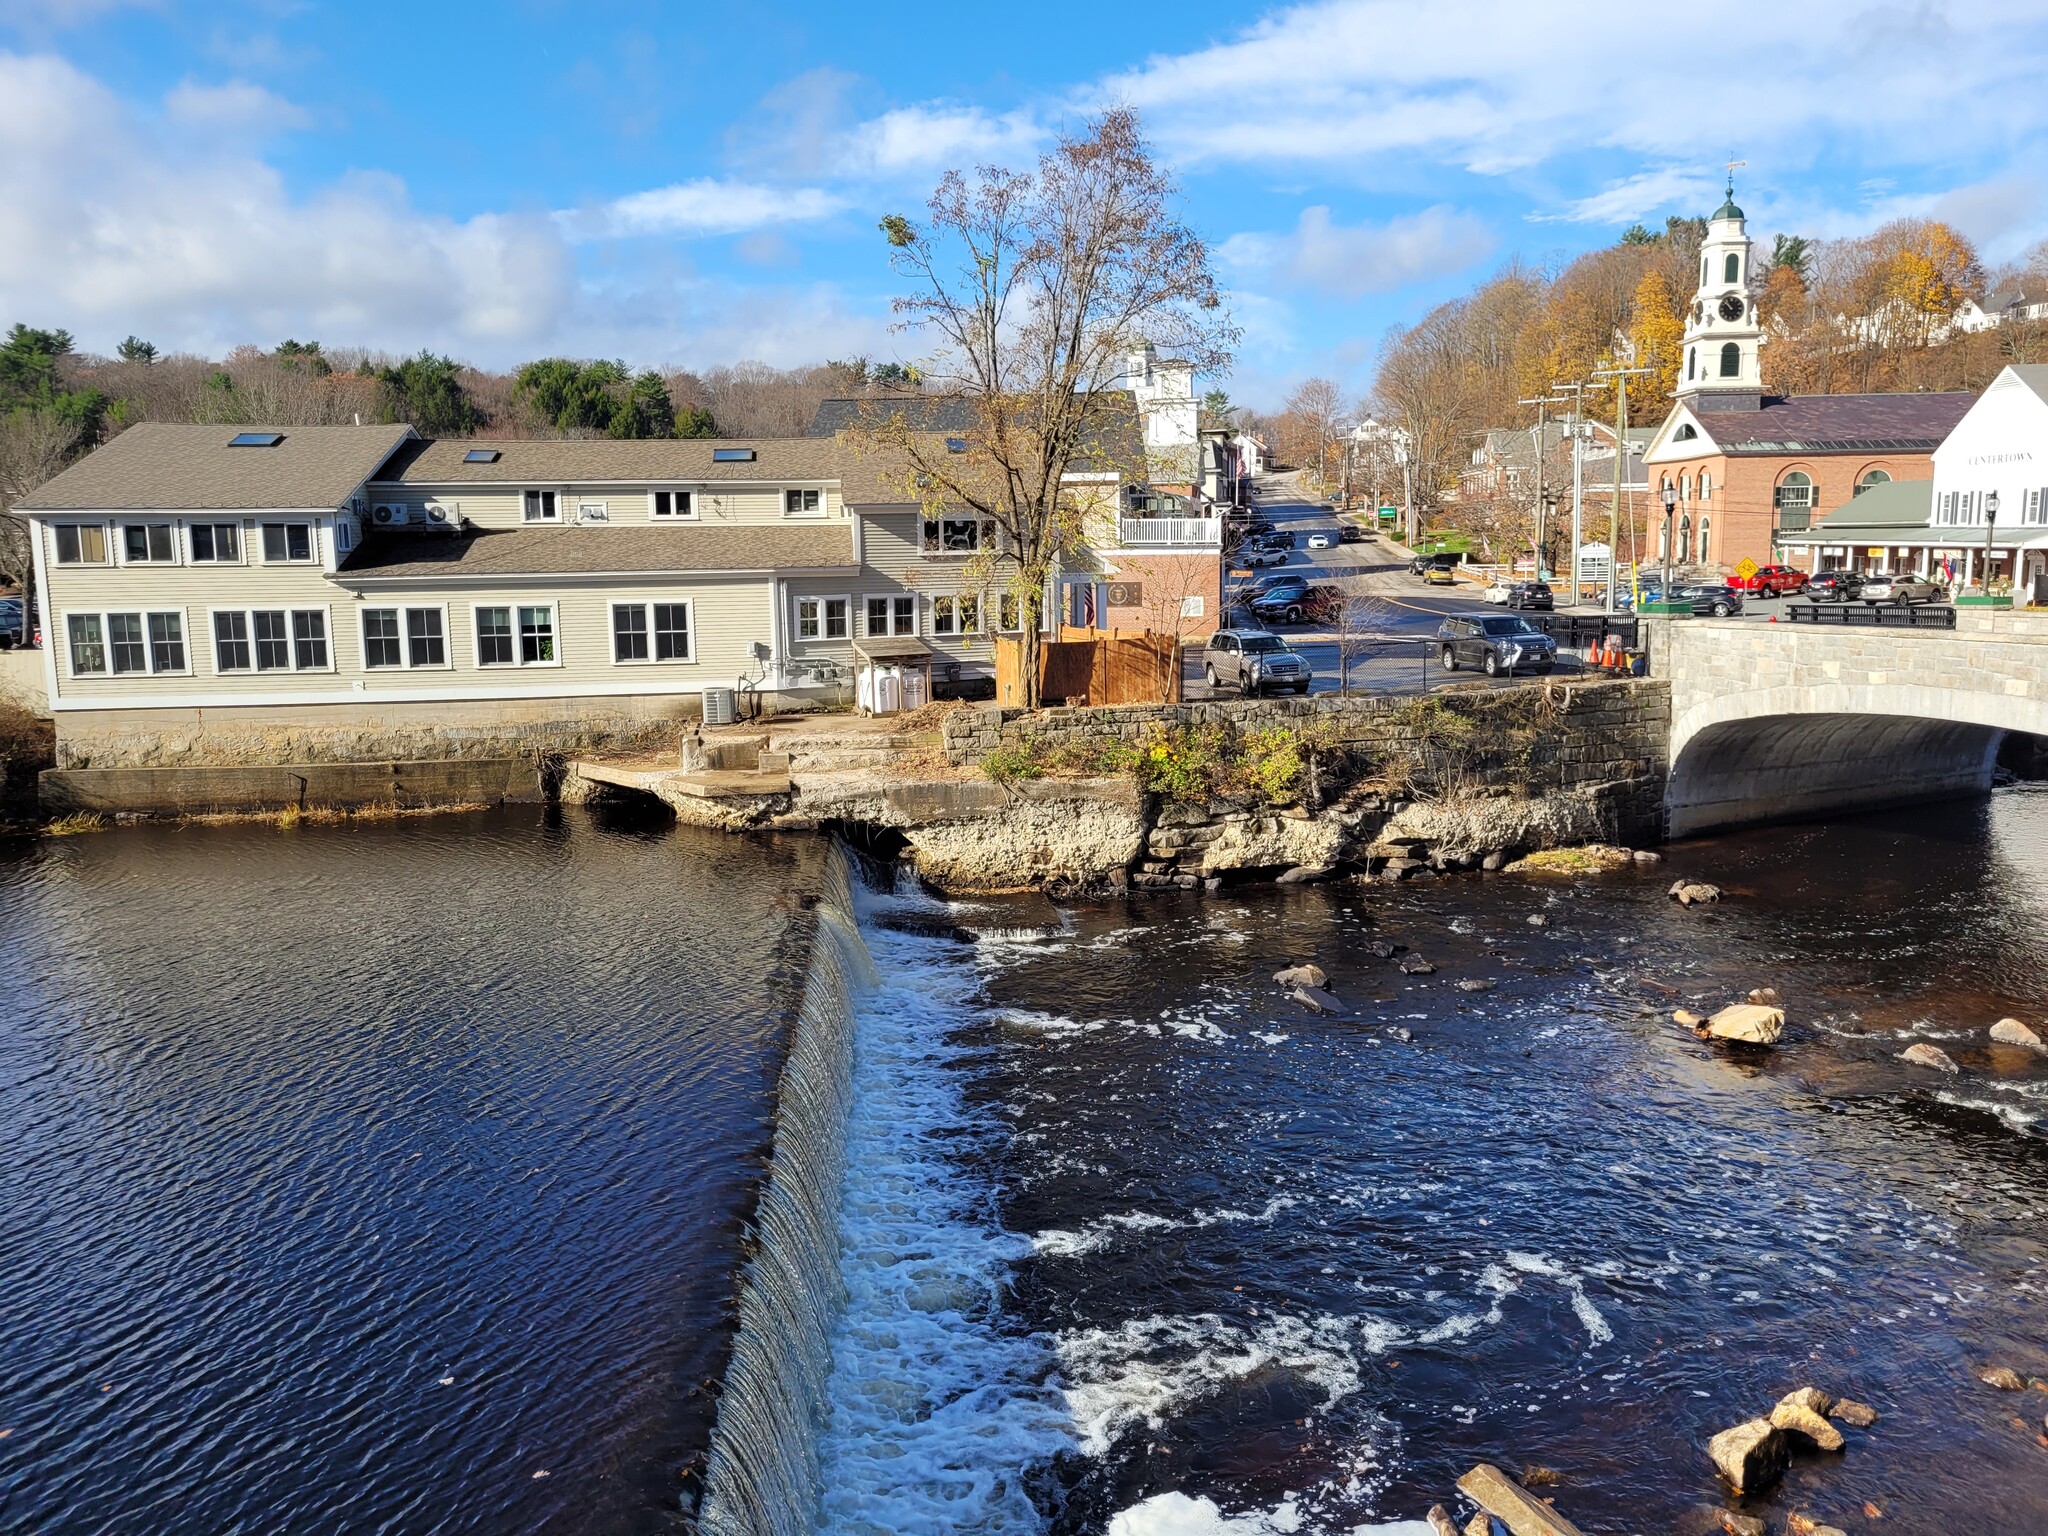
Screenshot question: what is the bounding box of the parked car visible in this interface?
[1306,530,1334,551]
[1242,544,1289,568]
[1483,579,1513,604]
[1860,571,1945,606]
[1234,573,1308,609]
[1671,583,1745,617]
[1423,562,1459,587]
[1729,563,1808,598]
[1246,582,1340,625]
[1504,581,1554,611]
[0,596,23,650]
[1408,555,1435,577]
[1436,614,1558,676]
[1203,629,1313,694]
[1339,524,1370,543]
[1803,570,1864,602]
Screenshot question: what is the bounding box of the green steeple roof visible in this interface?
[1713,173,1745,222]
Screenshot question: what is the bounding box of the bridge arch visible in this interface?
[1667,682,2048,837]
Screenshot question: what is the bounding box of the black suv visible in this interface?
[1203,629,1313,694]
[1504,581,1554,611]
[1804,570,1865,602]
[1436,614,1558,676]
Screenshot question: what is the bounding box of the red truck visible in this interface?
[1728,564,1809,598]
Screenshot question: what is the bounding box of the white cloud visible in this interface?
[1221,204,1490,298]
[563,177,846,241]
[838,102,1041,177]
[163,78,310,134]
[730,67,1042,182]
[1538,169,1719,226]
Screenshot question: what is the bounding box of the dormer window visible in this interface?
[523,490,559,523]
[653,490,694,519]
[785,489,822,517]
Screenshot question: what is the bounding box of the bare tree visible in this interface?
[0,408,85,631]
[1280,376,1346,490]
[849,108,1235,707]
[1334,592,1402,693]
[1119,554,1219,700]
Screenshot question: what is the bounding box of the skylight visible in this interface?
[712,448,756,462]
[463,448,501,463]
[228,432,284,447]
[945,437,969,453]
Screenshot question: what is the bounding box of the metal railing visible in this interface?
[1117,516,1221,547]
[1526,613,1640,648]
[1785,603,1957,629]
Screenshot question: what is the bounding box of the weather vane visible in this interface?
[1725,156,1746,196]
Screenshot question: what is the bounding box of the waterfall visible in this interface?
[699,845,876,1536]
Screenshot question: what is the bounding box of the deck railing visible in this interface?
[1117,516,1220,547]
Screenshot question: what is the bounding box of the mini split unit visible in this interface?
[369,504,453,528]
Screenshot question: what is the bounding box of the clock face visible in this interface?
[1718,294,1746,322]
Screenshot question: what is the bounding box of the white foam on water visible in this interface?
[1108,1491,1433,1536]
[813,900,1071,1534]
[1503,1251,1616,1346]
[1034,1197,1299,1260]
[1935,1089,2042,1135]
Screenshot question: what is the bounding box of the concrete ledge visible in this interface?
[39,757,539,815]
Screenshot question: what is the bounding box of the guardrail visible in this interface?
[1118,517,1220,547]
[1526,613,1640,648]
[1785,603,1957,629]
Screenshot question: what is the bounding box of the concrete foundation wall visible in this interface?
[40,757,540,816]
[1,650,48,718]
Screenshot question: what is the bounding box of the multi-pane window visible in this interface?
[476,607,514,666]
[864,595,917,637]
[360,607,446,669]
[213,612,251,672]
[53,524,109,564]
[292,611,328,669]
[518,606,555,664]
[2026,488,2048,527]
[653,603,690,660]
[611,602,693,662]
[613,604,649,661]
[932,594,980,635]
[254,611,292,670]
[522,490,559,522]
[921,515,992,553]
[796,596,849,640]
[1719,342,1741,377]
[66,611,186,675]
[1724,252,1740,284]
[363,609,403,668]
[785,489,822,516]
[122,523,175,563]
[407,609,446,667]
[260,522,314,562]
[189,523,241,562]
[653,490,694,519]
[997,593,1022,632]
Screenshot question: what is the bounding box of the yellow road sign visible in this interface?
[1734,556,1759,580]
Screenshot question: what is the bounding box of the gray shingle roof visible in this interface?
[1712,392,1975,454]
[376,436,842,485]
[808,396,984,437]
[1780,479,1933,541]
[13,422,413,513]
[334,525,856,581]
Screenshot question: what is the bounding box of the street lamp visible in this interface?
[1983,490,2000,596]
[1661,481,1678,600]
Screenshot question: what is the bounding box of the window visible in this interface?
[2027,488,2048,527]
[1774,472,1814,531]
[54,524,109,564]
[712,448,755,462]
[476,607,514,666]
[522,490,559,523]
[229,431,284,448]
[577,501,609,524]
[363,608,402,669]
[865,595,917,637]
[1674,422,1697,441]
[1678,516,1693,563]
[921,514,992,553]
[213,612,251,672]
[1724,253,1740,284]
[1700,256,1709,287]
[1719,342,1741,378]
[1685,349,1695,382]
[148,612,186,673]
[190,522,242,562]
[336,519,354,554]
[785,488,822,516]
[795,596,849,640]
[1698,471,1712,502]
[613,602,691,661]
[1856,469,1891,495]
[519,605,556,664]
[292,611,329,669]
[254,611,291,670]
[1679,473,1690,501]
[122,523,175,563]
[261,522,314,562]
[68,614,105,675]
[464,448,501,464]
[108,614,147,673]
[997,593,1022,632]
[932,593,980,635]
[406,608,446,667]
[653,490,694,519]
[1696,518,1711,564]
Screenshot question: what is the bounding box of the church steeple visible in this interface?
[1677,173,1765,412]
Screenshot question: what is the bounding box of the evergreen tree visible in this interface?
[117,335,158,364]
[377,351,481,436]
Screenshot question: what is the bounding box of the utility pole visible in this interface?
[1516,395,1552,577]
[1591,363,1652,613]
[1552,380,1590,608]
[1396,431,1417,549]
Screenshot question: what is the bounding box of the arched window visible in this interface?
[1856,468,1891,496]
[1701,256,1709,287]
[1724,252,1740,284]
[1697,516,1710,563]
[1675,422,1698,441]
[1699,470,1712,501]
[1775,471,1814,528]
[1686,348,1696,381]
[1678,514,1693,563]
[1679,472,1690,500]
[1719,342,1741,377]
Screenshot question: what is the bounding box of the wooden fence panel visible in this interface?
[999,629,1182,706]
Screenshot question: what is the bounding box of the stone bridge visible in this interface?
[1658,610,2048,836]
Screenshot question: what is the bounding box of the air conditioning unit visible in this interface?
[424,503,451,525]
[371,504,403,526]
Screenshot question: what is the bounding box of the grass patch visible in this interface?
[1503,845,1635,875]
[45,811,108,836]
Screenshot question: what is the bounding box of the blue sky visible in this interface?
[4,0,2047,407]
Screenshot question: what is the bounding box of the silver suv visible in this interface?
[1859,571,1945,605]
[1203,629,1312,694]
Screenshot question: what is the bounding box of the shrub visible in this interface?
[981,740,1046,784]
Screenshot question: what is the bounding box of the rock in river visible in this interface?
[1719,1514,1766,1536]
[1778,1385,1834,1416]
[1991,1017,2046,1052]
[1977,1364,2026,1391]
[1291,985,1344,1016]
[1707,1418,1789,1493]
[1830,1398,1878,1427]
[1274,963,1328,989]
[1669,880,1722,906]
[1362,939,1401,959]
[1706,1004,1785,1045]
[1770,1399,1845,1451]
[1457,978,1497,993]
[1747,986,1781,1005]
[1899,1042,1959,1073]
[1399,955,1437,976]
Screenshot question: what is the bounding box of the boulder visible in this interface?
[1454,1462,1590,1536]
[1464,1517,1491,1536]
[1671,881,1722,906]
[1747,986,1781,1006]
[1991,1017,2046,1052]
[1426,1506,1459,1536]
[1276,864,1332,885]
[1457,979,1498,993]
[1829,1399,1878,1428]
[1769,1400,1845,1451]
[1633,849,1662,865]
[1786,1517,1848,1536]
[1400,955,1437,975]
[1777,1386,1834,1417]
[1386,1026,1413,1042]
[1362,939,1400,959]
[1527,914,1549,927]
[1291,985,1344,1016]
[1274,963,1328,989]
[1518,1464,1563,1488]
[1481,852,1506,871]
[1899,1043,1959,1073]
[1718,1515,1766,1536]
[1707,1419,1789,1493]
[1674,1008,1706,1031]
[1977,1364,2026,1391]
[1706,1004,1785,1045]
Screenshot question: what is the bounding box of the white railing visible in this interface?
[1117,516,1220,547]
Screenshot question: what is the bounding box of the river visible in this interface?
[5,792,2047,1534]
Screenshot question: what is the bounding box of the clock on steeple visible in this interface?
[1677,172,1765,412]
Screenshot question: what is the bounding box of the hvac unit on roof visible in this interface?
[371,504,403,525]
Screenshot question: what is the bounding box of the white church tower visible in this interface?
[1124,341,1199,491]
[1676,178,1765,412]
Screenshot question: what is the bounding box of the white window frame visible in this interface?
[61,607,192,678]
[931,592,981,636]
[359,603,453,671]
[862,593,919,637]
[651,489,697,521]
[920,513,994,555]
[794,594,851,642]
[784,487,825,519]
[471,601,562,669]
[258,520,317,565]
[51,521,111,566]
[118,521,180,566]
[188,521,244,564]
[522,489,561,524]
[207,605,335,674]
[609,599,696,665]
[576,500,610,525]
